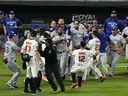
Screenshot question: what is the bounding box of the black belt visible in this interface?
[57,50,65,54]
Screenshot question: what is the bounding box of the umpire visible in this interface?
[42,38,65,93]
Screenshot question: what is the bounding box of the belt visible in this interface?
[57,50,65,54]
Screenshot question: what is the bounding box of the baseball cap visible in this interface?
[112,26,118,31]
[111,10,117,15]
[9,10,15,15]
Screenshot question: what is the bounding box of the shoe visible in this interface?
[52,88,58,94]
[12,85,18,88]
[31,93,36,96]
[99,76,106,82]
[24,90,30,93]
[6,83,15,89]
[61,87,65,92]
[71,83,78,88]
[31,91,36,95]
[74,85,80,89]
[37,88,42,92]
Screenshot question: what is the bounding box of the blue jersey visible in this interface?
[97,32,108,53]
[3,17,21,35]
[104,17,122,37]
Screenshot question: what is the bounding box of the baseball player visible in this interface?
[104,10,122,38]
[3,10,22,42]
[52,27,69,79]
[4,32,21,89]
[122,23,128,59]
[70,20,86,50]
[97,24,109,77]
[84,31,105,81]
[71,41,104,89]
[21,31,41,94]
[69,16,87,33]
[47,20,57,33]
[108,27,126,76]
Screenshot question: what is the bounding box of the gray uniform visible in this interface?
[4,41,21,86]
[52,34,68,77]
[109,34,125,75]
[70,28,85,49]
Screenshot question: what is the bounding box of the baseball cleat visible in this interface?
[6,83,15,89]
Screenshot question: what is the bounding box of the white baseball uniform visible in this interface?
[4,40,21,86]
[21,39,39,78]
[85,37,103,80]
[122,26,128,59]
[71,48,102,80]
[109,34,126,74]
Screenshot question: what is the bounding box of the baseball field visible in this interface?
[0,53,128,96]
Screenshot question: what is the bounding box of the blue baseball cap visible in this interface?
[9,10,15,15]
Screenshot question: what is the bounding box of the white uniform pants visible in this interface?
[71,61,102,80]
[57,51,68,77]
[125,44,128,59]
[26,56,38,78]
[98,52,109,75]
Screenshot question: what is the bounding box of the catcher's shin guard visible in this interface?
[37,71,42,92]
[77,76,82,87]
[30,78,37,93]
[71,73,77,83]
[24,78,30,93]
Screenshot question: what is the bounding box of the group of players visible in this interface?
[1,9,128,95]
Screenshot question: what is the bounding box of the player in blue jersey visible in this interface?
[104,10,122,38]
[97,24,109,77]
[3,10,21,42]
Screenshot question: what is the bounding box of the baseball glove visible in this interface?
[22,54,32,62]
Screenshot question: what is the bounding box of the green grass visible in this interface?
[0,53,128,96]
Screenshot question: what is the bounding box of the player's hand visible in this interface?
[116,47,123,55]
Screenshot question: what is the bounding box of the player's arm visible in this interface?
[95,43,100,55]
[21,40,28,54]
